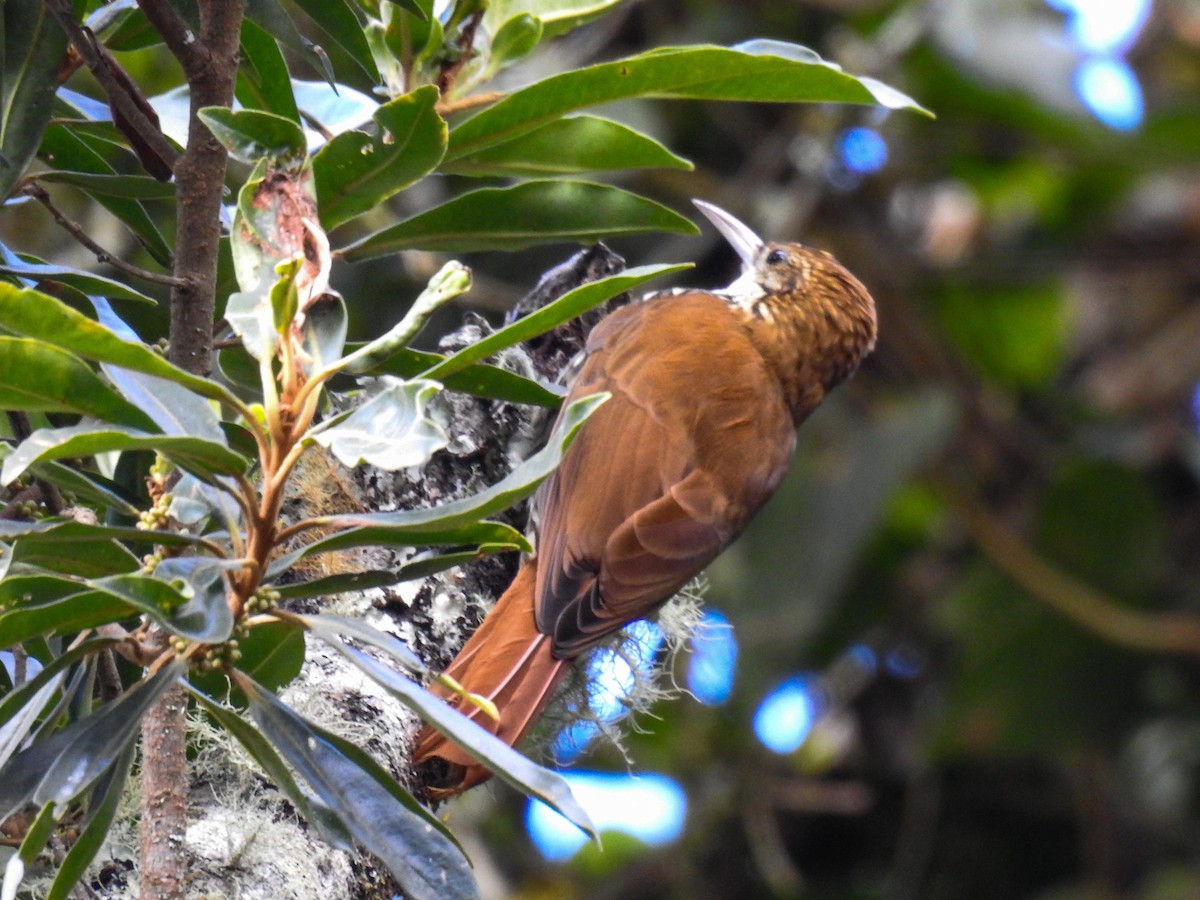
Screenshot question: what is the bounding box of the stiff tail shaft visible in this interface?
[413,560,569,795]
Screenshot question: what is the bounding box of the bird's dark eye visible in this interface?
[766,248,787,266]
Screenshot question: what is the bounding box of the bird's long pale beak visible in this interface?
[693,199,764,268]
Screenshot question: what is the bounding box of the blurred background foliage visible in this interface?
[5,0,1200,897]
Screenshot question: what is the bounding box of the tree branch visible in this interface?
[22,182,187,287]
[138,3,246,898]
[43,0,179,176]
[954,495,1200,657]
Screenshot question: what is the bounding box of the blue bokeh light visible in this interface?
[753,675,821,755]
[526,771,687,861]
[687,609,738,706]
[838,127,889,174]
[585,619,663,722]
[1047,0,1152,54]
[1074,57,1144,131]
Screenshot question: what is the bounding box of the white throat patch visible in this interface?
[715,268,766,309]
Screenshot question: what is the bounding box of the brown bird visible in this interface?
[414,200,877,795]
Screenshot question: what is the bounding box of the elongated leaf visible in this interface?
[45,742,136,900]
[274,547,518,600]
[198,107,307,165]
[290,0,379,81]
[237,19,300,123]
[0,638,119,736]
[2,423,249,487]
[0,591,129,647]
[0,259,156,304]
[320,636,597,838]
[314,85,447,229]
[0,0,70,198]
[422,263,688,381]
[301,614,430,675]
[340,181,695,260]
[189,686,352,847]
[277,521,527,574]
[244,0,336,86]
[104,368,227,444]
[0,283,241,407]
[443,115,692,177]
[236,674,476,900]
[0,661,184,823]
[315,394,605,533]
[446,42,929,161]
[0,337,157,430]
[8,533,140,579]
[0,670,66,772]
[364,346,563,406]
[35,170,176,199]
[28,461,140,517]
[484,0,620,40]
[36,125,173,266]
[0,518,211,550]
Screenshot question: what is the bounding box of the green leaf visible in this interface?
[27,462,140,517]
[144,558,238,643]
[37,125,173,267]
[7,531,140,579]
[0,661,184,823]
[189,686,353,848]
[484,0,621,40]
[103,368,228,444]
[446,42,929,161]
[339,181,696,260]
[189,620,305,701]
[314,394,605,532]
[0,518,213,551]
[0,283,242,407]
[0,638,119,738]
[0,337,158,430]
[319,635,597,838]
[2,423,250,487]
[422,263,689,381]
[314,85,447,230]
[290,0,379,81]
[34,170,176,199]
[486,13,543,75]
[364,346,563,407]
[46,742,136,900]
[278,521,528,572]
[310,378,448,469]
[237,18,301,123]
[443,114,692,178]
[198,107,308,165]
[300,291,348,372]
[244,0,337,87]
[0,0,70,199]
[0,258,157,304]
[301,614,428,675]
[236,673,477,900]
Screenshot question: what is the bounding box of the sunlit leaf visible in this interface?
[0,257,156,305]
[422,264,689,381]
[310,378,448,470]
[237,17,300,123]
[314,394,605,533]
[198,107,307,165]
[362,346,563,407]
[0,337,157,431]
[2,423,249,487]
[446,42,930,161]
[0,283,241,407]
[340,181,695,260]
[314,85,447,229]
[443,115,691,178]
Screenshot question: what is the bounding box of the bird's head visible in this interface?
[693,199,878,399]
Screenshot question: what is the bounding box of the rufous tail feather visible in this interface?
[412,559,569,795]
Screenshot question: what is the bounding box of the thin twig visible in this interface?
[952,491,1200,657]
[42,0,179,174]
[436,91,504,116]
[23,183,187,287]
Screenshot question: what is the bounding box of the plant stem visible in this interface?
[137,3,246,899]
